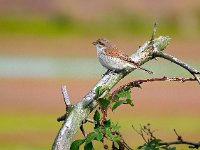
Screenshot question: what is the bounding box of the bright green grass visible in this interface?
[0,14,182,37]
[0,113,59,133]
[0,112,199,150]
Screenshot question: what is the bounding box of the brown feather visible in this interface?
[105,48,137,65]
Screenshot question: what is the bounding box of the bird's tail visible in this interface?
[137,66,153,74]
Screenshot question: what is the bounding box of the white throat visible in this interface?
[96,45,106,56]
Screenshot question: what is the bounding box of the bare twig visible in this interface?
[153,51,200,84]
[132,125,148,143]
[57,114,66,122]
[174,129,182,141]
[150,22,157,42]
[61,85,71,109]
[82,118,95,124]
[56,86,71,122]
[80,125,87,137]
[85,118,95,124]
[117,131,133,150]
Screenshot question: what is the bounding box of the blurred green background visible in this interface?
[0,0,200,149]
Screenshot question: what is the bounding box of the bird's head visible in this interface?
[92,38,113,50]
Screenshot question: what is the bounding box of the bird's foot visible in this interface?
[102,69,113,77]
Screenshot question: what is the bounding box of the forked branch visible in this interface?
[153,51,200,84]
[52,30,200,149]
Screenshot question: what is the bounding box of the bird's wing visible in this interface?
[104,48,132,62]
[104,48,153,74]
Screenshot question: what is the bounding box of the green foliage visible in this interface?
[112,100,127,111]
[95,86,134,112]
[98,98,110,110]
[70,139,85,150]
[84,132,96,150]
[71,86,134,150]
[95,86,109,98]
[112,88,134,111]
[84,142,93,150]
[95,86,102,98]
[71,85,179,150]
[93,110,100,129]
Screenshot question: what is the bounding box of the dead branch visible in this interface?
[153,51,200,84]
[61,85,71,109]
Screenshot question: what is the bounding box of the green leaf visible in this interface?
[105,129,114,141]
[96,132,103,141]
[70,139,85,150]
[95,86,102,98]
[126,99,134,106]
[93,110,100,129]
[95,86,109,98]
[85,132,97,145]
[114,135,122,141]
[113,141,119,149]
[93,110,100,122]
[98,98,110,110]
[112,100,126,111]
[84,142,93,150]
[104,119,111,128]
[114,89,131,101]
[111,122,121,131]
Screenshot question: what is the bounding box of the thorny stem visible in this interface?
[113,76,198,98]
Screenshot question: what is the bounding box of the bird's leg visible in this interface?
[102,69,112,76]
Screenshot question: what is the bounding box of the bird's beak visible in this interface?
[92,41,97,45]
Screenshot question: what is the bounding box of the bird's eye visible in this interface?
[99,41,104,46]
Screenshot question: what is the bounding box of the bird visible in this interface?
[92,38,153,74]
